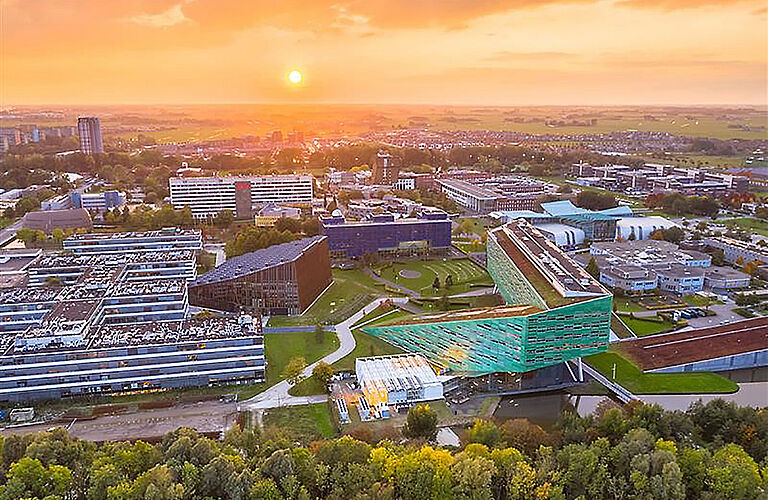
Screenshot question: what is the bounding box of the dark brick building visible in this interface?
[189,236,331,315]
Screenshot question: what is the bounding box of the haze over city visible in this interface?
[2,0,767,105]
[0,2,767,499]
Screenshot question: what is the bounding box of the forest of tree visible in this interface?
[0,398,765,500]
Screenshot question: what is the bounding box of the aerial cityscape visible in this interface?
[0,1,766,499]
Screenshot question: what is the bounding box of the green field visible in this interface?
[586,351,738,394]
[376,258,492,297]
[265,330,339,388]
[721,218,768,237]
[614,299,647,313]
[268,269,390,327]
[620,316,677,337]
[89,105,767,143]
[263,403,337,440]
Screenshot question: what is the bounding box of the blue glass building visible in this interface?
[319,209,452,259]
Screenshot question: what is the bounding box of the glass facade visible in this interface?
[366,223,612,375]
[365,296,610,374]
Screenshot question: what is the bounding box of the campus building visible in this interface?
[169,175,313,219]
[189,236,331,315]
[582,240,711,295]
[437,176,556,214]
[63,229,202,255]
[355,354,444,418]
[371,151,399,185]
[0,231,266,403]
[71,190,125,213]
[366,221,612,374]
[319,209,452,259]
[0,316,263,403]
[77,117,104,154]
[490,200,677,247]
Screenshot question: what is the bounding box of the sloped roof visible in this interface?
[540,200,586,216]
[191,235,325,286]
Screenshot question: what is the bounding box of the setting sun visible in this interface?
[288,70,303,85]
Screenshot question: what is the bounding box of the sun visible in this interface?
[287,70,303,84]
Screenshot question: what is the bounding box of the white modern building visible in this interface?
[615,216,677,241]
[169,175,313,219]
[356,354,444,418]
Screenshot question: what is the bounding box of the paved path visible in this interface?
[240,297,408,412]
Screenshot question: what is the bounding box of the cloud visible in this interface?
[617,0,764,10]
[129,3,190,28]
[486,51,578,62]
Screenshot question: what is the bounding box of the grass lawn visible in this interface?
[265,331,339,386]
[453,240,487,253]
[621,316,677,337]
[268,269,389,327]
[585,351,738,394]
[333,329,405,372]
[611,313,634,339]
[376,258,492,297]
[290,309,410,396]
[614,299,647,313]
[263,403,337,440]
[684,294,723,307]
[721,218,768,237]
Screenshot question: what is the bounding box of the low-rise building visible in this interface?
[355,354,444,418]
[320,209,451,259]
[704,266,751,292]
[189,236,331,315]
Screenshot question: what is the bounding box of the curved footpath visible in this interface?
[240,296,408,412]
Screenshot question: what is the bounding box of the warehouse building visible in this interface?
[189,236,331,315]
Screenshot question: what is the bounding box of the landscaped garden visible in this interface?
[585,350,738,394]
[268,268,393,327]
[374,258,493,297]
[619,315,678,337]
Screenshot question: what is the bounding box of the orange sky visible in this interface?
[2,0,766,105]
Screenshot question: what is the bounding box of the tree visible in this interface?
[466,419,502,448]
[501,419,551,457]
[403,404,438,441]
[312,361,334,389]
[585,256,600,279]
[213,209,234,228]
[743,260,761,276]
[432,276,440,290]
[281,356,307,386]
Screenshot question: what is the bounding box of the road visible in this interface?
[240,296,408,411]
[0,400,238,441]
[0,219,23,247]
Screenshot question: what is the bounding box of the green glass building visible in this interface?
[365,221,612,374]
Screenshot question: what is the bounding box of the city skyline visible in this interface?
[2,0,767,106]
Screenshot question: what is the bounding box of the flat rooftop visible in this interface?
[31,250,195,269]
[496,222,607,307]
[616,317,768,371]
[356,354,441,392]
[0,287,60,305]
[436,178,502,200]
[379,304,542,327]
[65,229,202,241]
